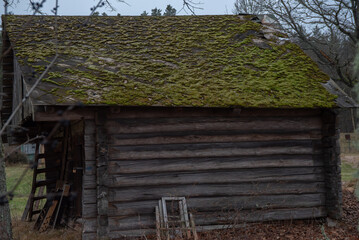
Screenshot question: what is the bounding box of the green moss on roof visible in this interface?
[4,15,336,108]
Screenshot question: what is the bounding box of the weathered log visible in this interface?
[106,107,321,119]
[107,207,326,232]
[108,182,326,202]
[84,160,96,175]
[107,155,323,174]
[110,131,322,146]
[83,218,97,233]
[109,146,319,160]
[108,193,325,217]
[82,203,97,218]
[105,118,322,134]
[83,174,96,189]
[111,140,318,152]
[106,168,325,187]
[83,189,97,204]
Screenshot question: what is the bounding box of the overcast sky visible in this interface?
[1,0,238,16]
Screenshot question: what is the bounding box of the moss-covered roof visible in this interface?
[5,15,336,108]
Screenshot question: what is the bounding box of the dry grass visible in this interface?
[12,218,81,240]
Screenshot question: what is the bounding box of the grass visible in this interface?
[5,164,81,240]
[341,162,358,182]
[5,164,32,218]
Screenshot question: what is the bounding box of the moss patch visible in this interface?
[4,15,336,107]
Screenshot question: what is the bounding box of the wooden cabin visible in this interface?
[2,14,355,239]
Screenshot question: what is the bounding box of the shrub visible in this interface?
[5,151,28,164]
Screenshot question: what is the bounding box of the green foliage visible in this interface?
[164,5,176,16]
[141,11,149,16]
[5,152,28,165]
[151,7,162,16]
[6,15,336,107]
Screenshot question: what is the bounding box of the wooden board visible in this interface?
[107,207,326,232]
[108,182,326,203]
[107,155,323,174]
[106,167,325,187]
[108,193,326,217]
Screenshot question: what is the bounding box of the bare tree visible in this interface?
[257,0,358,89]
[233,0,263,14]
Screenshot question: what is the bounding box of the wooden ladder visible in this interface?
[156,197,198,240]
[22,142,57,221]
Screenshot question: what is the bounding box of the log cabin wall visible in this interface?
[81,107,341,239]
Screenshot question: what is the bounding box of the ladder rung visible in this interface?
[36,179,56,187]
[33,195,47,201]
[36,153,45,159]
[32,210,42,215]
[36,167,59,174]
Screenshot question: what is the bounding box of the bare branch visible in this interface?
[179,0,203,15]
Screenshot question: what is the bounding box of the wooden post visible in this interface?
[96,110,109,239]
[82,119,97,240]
[322,109,342,219]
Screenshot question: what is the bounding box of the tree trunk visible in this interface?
[0,142,13,240]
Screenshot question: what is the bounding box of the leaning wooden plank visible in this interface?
[21,196,31,221]
[109,146,318,160]
[108,193,326,217]
[39,198,59,232]
[108,182,326,202]
[107,155,324,174]
[106,168,325,187]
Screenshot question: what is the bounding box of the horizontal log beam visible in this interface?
[106,107,321,119]
[109,146,319,160]
[105,118,322,134]
[111,140,318,152]
[107,207,326,232]
[107,155,323,174]
[110,131,322,146]
[108,182,326,202]
[107,167,324,187]
[108,193,325,217]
